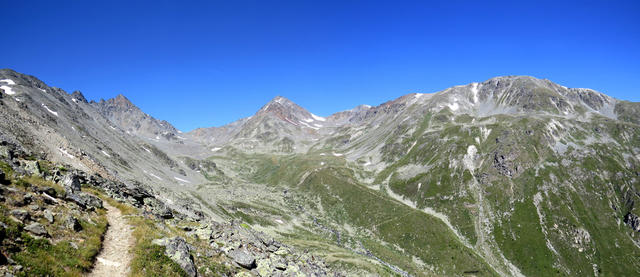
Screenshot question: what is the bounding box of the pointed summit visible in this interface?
[93,93,178,140]
[256,96,312,121]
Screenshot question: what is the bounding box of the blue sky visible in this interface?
[1,1,638,131]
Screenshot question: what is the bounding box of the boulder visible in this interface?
[36,186,57,197]
[43,210,54,223]
[0,171,8,185]
[624,213,640,232]
[143,198,173,219]
[193,225,213,240]
[65,216,82,232]
[23,160,40,176]
[0,145,12,160]
[24,222,48,237]
[61,173,81,193]
[9,209,29,223]
[14,193,33,207]
[229,248,256,269]
[66,192,103,210]
[163,237,197,277]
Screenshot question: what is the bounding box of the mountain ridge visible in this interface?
[2,68,640,276]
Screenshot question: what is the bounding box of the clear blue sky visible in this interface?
[1,1,638,131]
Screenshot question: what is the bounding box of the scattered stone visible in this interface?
[194,225,213,240]
[13,193,33,207]
[163,237,197,277]
[24,222,48,237]
[0,171,8,185]
[69,242,79,250]
[66,192,103,210]
[9,209,29,223]
[0,145,13,160]
[267,244,279,253]
[229,248,256,269]
[256,258,272,276]
[624,213,640,232]
[65,216,82,232]
[274,247,290,256]
[43,210,54,223]
[143,198,173,219]
[36,186,57,197]
[61,173,81,193]
[23,160,40,176]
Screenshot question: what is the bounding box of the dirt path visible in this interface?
[88,201,135,277]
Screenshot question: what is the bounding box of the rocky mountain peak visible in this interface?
[100,94,136,111]
[71,91,88,103]
[256,96,315,123]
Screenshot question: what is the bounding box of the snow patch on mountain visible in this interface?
[174,177,191,184]
[58,148,74,159]
[311,114,326,121]
[42,104,59,116]
[0,85,15,95]
[0,79,15,85]
[448,102,459,111]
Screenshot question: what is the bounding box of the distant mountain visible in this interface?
[2,68,640,276]
[93,94,180,142]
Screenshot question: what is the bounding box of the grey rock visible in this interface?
[22,160,40,176]
[267,244,279,253]
[66,192,103,210]
[36,186,57,197]
[624,213,640,232]
[65,216,82,232]
[9,209,29,222]
[0,171,8,185]
[143,197,172,219]
[43,210,54,223]
[14,193,33,207]
[151,237,169,246]
[0,145,12,160]
[163,237,197,277]
[229,248,256,269]
[24,222,48,237]
[61,173,81,193]
[193,225,213,240]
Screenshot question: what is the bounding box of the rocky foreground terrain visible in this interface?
[1,68,640,276]
[0,140,336,276]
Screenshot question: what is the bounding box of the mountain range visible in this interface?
[1,68,639,276]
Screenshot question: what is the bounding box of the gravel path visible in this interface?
[88,201,135,277]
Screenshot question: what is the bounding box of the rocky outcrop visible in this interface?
[153,237,197,277]
[24,222,48,237]
[624,213,640,232]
